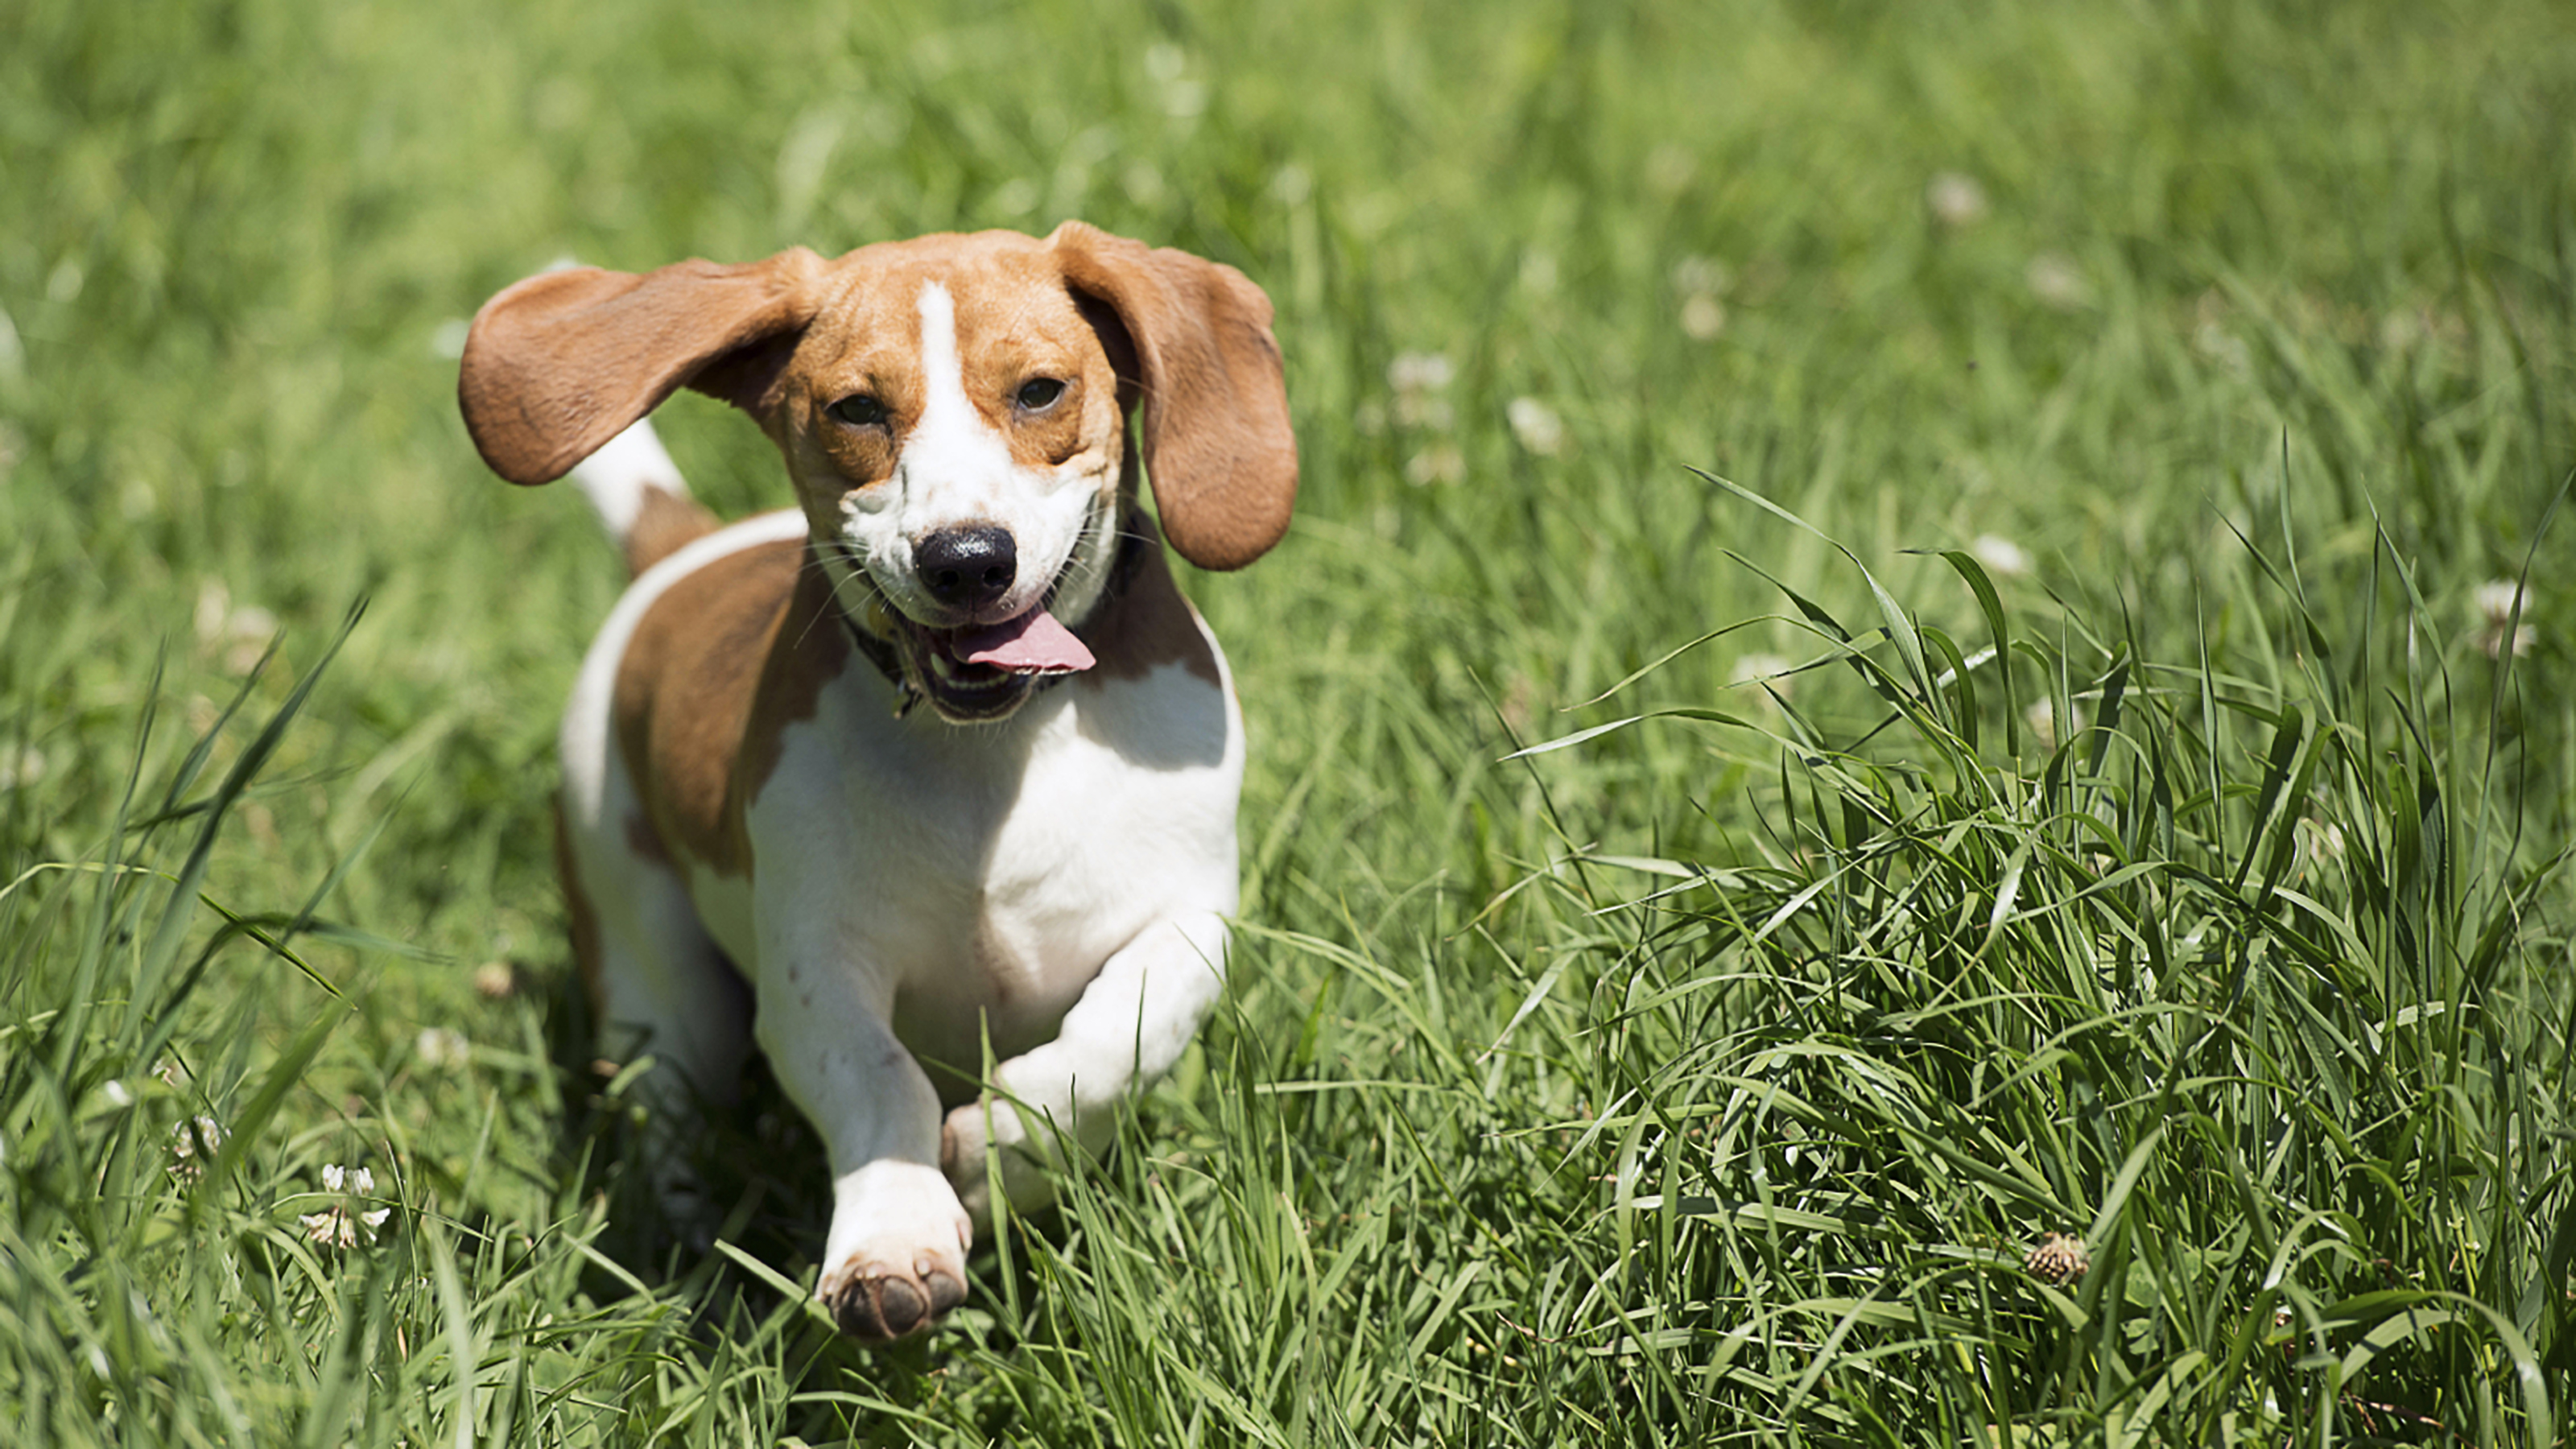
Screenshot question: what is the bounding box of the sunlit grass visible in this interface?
[4,0,2572,1443]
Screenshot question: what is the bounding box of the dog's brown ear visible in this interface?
[458,250,824,485]
[1050,222,1298,571]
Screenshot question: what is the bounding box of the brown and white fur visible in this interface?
[456,224,1294,1340]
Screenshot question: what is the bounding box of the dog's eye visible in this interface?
[1014,378,1067,412]
[828,394,890,428]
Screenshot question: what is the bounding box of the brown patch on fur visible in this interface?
[625,489,720,577]
[940,250,1117,473]
[623,811,671,865]
[1076,515,1221,687]
[613,539,793,876]
[735,551,854,811]
[554,799,604,1009]
[612,538,854,878]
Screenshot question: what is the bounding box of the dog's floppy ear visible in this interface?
[458,250,824,485]
[1050,222,1298,572]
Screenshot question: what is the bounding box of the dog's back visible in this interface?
[567,418,719,577]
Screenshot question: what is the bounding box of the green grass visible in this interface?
[5,0,2574,1442]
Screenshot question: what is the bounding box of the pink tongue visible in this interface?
[952,608,1096,675]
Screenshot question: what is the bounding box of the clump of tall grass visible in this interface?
[0,617,405,1443]
[1487,477,2571,1441]
[958,477,2571,1447]
[0,617,849,1447]
[0,614,638,1447]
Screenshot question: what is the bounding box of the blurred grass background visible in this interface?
[3,0,2573,1443]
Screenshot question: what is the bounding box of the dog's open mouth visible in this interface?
[826,542,1099,722]
[895,602,1096,722]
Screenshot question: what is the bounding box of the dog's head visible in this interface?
[459,224,1296,721]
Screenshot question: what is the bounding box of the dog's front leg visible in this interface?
[756,960,970,1340]
[941,910,1229,1222]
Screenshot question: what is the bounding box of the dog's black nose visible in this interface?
[914,526,1017,609]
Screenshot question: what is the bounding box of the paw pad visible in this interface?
[820,1258,965,1340]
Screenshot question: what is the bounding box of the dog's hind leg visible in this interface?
[559,671,752,1238]
[559,795,753,1236]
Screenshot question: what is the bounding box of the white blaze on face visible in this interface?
[836,279,1110,628]
[897,282,1013,531]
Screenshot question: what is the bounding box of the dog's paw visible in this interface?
[815,1160,972,1340]
[818,1245,967,1340]
[939,1106,993,1220]
[941,1096,1076,1222]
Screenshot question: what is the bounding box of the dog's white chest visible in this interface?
[698,650,1242,1073]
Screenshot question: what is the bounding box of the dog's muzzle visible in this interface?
[831,535,1097,724]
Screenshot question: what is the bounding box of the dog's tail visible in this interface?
[567,417,720,579]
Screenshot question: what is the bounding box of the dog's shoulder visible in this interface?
[1076,519,1221,689]
[615,533,844,875]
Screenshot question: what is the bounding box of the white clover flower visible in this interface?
[1926,171,1988,228]
[1404,445,1464,486]
[299,1206,393,1249]
[2193,320,2251,376]
[2297,816,2347,883]
[1387,351,1454,394]
[0,745,43,791]
[1680,294,1727,341]
[1143,43,1206,118]
[1121,162,1166,208]
[0,305,23,389]
[1670,255,1729,298]
[415,1026,470,1070]
[1397,394,1455,431]
[192,581,233,645]
[1388,352,1455,431]
[101,1080,134,1109]
[1506,397,1565,456]
[1729,654,1796,713]
[1668,253,1734,337]
[2025,1232,2089,1285]
[1971,534,2032,579]
[2025,700,2085,749]
[2025,252,2087,311]
[169,1116,225,1183]
[303,1164,392,1248]
[194,580,278,674]
[2474,579,2535,658]
[1729,654,1795,695]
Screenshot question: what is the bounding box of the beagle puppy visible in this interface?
[456,224,1294,1340]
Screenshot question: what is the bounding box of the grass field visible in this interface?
[6,0,2574,1443]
